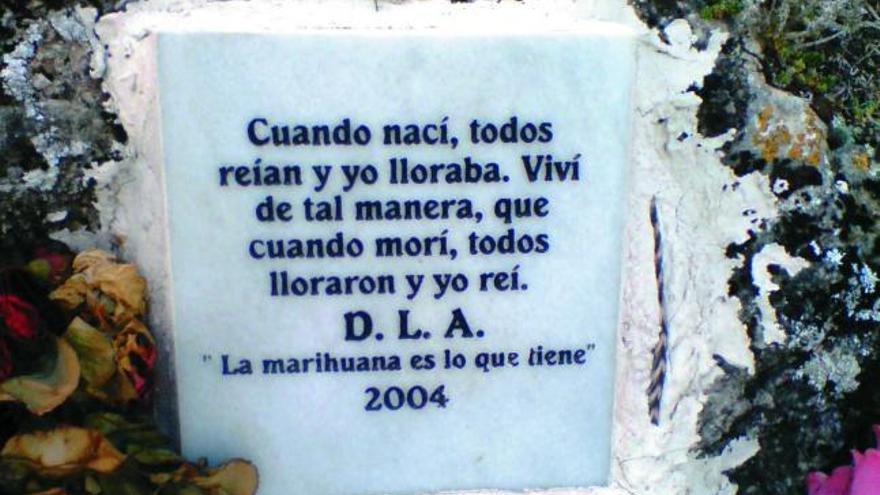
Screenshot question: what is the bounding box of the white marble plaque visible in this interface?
[157,27,634,495]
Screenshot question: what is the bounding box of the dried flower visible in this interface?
[48,251,156,403]
[61,315,156,404]
[0,249,258,495]
[151,459,259,495]
[0,267,67,334]
[0,337,80,415]
[26,244,73,288]
[62,317,116,390]
[1,427,126,477]
[113,319,156,398]
[0,269,55,349]
[50,250,146,331]
[193,459,260,495]
[0,289,48,381]
[0,267,73,411]
[0,295,42,340]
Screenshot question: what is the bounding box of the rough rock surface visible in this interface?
[629,2,880,494]
[0,3,124,262]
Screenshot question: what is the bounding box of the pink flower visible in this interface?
[850,426,880,494]
[807,426,880,495]
[808,467,853,495]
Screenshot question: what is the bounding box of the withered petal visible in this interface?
[0,337,81,415]
[64,317,116,388]
[1,426,126,477]
[193,460,259,495]
[71,251,116,274]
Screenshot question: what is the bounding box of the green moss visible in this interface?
[691,1,880,144]
[699,0,744,20]
[769,47,838,94]
[752,1,880,145]
[852,95,880,127]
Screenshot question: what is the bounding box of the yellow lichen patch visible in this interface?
[802,111,826,167]
[853,152,871,172]
[789,133,805,160]
[757,126,792,162]
[750,102,826,166]
[757,105,774,133]
[806,148,822,167]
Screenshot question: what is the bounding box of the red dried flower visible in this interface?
[113,320,157,398]
[30,245,73,287]
[0,267,66,382]
[0,295,42,340]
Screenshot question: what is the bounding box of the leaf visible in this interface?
[0,337,81,415]
[132,448,181,466]
[1,427,126,477]
[85,475,101,494]
[64,318,116,388]
[156,484,206,495]
[115,429,169,449]
[93,472,154,495]
[0,457,32,492]
[83,412,130,437]
[84,371,138,406]
[84,412,132,437]
[83,413,174,454]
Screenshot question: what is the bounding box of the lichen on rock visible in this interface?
[0,5,124,261]
[626,1,880,494]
